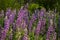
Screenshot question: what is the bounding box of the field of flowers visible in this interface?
[0,4,60,40]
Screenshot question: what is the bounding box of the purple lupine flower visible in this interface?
[16,17,23,27]
[18,6,25,18]
[46,25,54,40]
[33,8,45,35]
[40,11,44,17]
[41,18,46,26]
[34,9,39,18]
[35,19,41,35]
[1,30,7,40]
[46,19,56,40]
[40,18,46,34]
[46,19,53,40]
[22,21,28,40]
[1,16,10,40]
[16,5,29,28]
[53,32,56,40]
[9,9,16,24]
[34,19,42,40]
[21,20,27,29]
[34,8,46,39]
[4,16,10,32]
[16,8,24,27]
[22,34,28,40]
[28,10,38,32]
[16,6,28,27]
[23,21,28,34]
[39,8,46,19]
[23,9,29,25]
[6,8,11,18]
[37,8,46,35]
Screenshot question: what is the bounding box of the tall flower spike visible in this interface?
[18,6,24,18]
[35,8,46,35]
[23,8,29,25]
[6,8,11,18]
[16,17,22,27]
[16,7,23,27]
[16,6,28,27]
[46,25,55,40]
[46,19,56,40]
[1,16,10,40]
[9,9,16,24]
[35,20,41,35]
[4,16,10,32]
[34,9,39,18]
[28,10,38,32]
[22,22,29,40]
[39,8,46,19]
[16,11,25,27]
[40,18,46,35]
[34,19,42,40]
[53,32,56,40]
[21,20,27,29]
[1,30,7,40]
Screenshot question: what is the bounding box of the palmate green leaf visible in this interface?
[28,3,39,12]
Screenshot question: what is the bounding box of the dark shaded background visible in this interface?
[0,0,59,11]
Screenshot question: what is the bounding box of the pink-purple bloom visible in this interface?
[6,8,11,18]
[46,21,56,40]
[35,20,41,35]
[1,16,10,40]
[9,9,16,24]
[22,34,28,40]
[28,11,38,32]
[4,16,10,32]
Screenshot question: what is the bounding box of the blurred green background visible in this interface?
[0,0,60,11]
